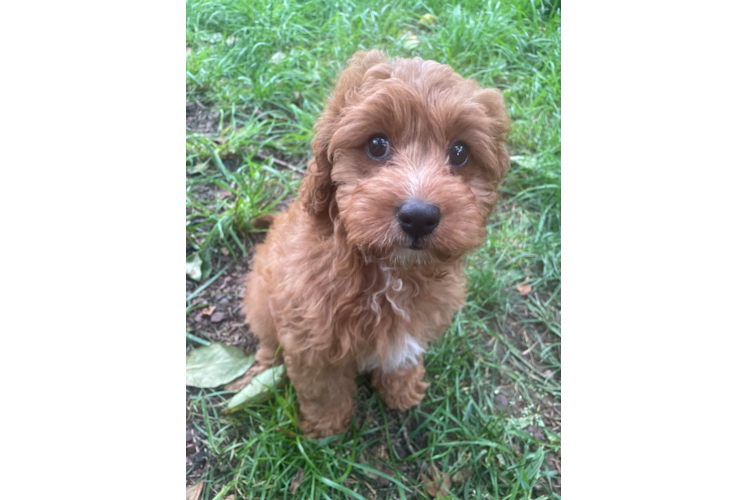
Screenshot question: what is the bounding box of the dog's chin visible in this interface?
[352,235,464,268]
[384,248,440,268]
[386,239,471,267]
[347,225,467,268]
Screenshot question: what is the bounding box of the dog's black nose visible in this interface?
[396,200,441,239]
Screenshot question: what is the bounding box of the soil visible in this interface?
[187,99,220,134]
[186,389,210,486]
[186,253,256,354]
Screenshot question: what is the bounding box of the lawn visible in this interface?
[186,0,560,498]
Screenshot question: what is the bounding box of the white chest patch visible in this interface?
[358,333,425,374]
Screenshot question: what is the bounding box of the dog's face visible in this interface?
[300,51,510,266]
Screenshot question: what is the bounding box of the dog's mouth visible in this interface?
[409,238,426,250]
[383,237,459,267]
[385,247,438,267]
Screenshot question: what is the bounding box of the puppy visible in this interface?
[233,50,510,438]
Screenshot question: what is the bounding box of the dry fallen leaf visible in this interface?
[517,283,532,296]
[270,51,286,64]
[290,467,304,495]
[360,459,394,486]
[225,364,288,411]
[418,13,437,26]
[186,253,203,282]
[421,463,451,498]
[210,311,225,323]
[220,247,229,256]
[186,343,255,388]
[188,160,210,175]
[186,481,203,500]
[497,393,508,412]
[200,305,216,317]
[374,465,395,486]
[403,32,421,49]
[372,443,389,460]
[451,468,474,486]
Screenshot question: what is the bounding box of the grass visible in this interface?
[186,0,560,498]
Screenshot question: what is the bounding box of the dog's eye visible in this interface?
[448,141,469,167]
[366,135,390,160]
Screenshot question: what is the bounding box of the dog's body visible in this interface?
[234,50,510,438]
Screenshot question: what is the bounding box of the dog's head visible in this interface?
[299,50,510,266]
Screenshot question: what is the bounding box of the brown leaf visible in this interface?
[186,481,203,500]
[361,459,394,486]
[217,188,232,199]
[290,467,304,495]
[451,468,474,486]
[372,443,390,460]
[517,283,532,296]
[200,306,216,317]
[220,247,230,256]
[497,393,508,412]
[375,465,395,485]
[421,463,451,497]
[420,473,430,490]
[210,311,225,323]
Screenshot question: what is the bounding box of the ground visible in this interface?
[187,0,560,498]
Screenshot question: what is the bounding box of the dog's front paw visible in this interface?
[299,418,350,439]
[381,379,429,411]
[372,362,429,411]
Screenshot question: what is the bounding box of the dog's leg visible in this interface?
[285,355,357,439]
[371,358,429,411]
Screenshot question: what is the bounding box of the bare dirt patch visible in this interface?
[187,99,220,134]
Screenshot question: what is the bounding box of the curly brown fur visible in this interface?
[237,50,510,438]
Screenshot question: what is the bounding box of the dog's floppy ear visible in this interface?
[475,88,511,186]
[299,50,391,225]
